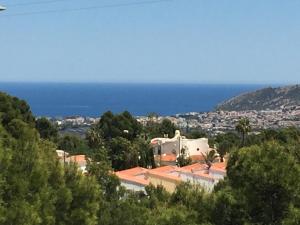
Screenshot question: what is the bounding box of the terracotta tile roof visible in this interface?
[180,163,206,172]
[116,167,148,176]
[180,162,227,181]
[154,154,205,163]
[115,163,227,191]
[210,162,227,173]
[190,155,205,162]
[211,162,226,170]
[66,155,87,167]
[147,166,182,182]
[68,154,86,161]
[115,167,149,186]
[154,154,177,162]
[151,139,159,144]
[150,165,178,173]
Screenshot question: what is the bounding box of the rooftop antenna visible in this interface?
[0,5,6,11]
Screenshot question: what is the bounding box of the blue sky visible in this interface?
[0,0,299,84]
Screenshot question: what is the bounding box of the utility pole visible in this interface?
[0,5,6,11]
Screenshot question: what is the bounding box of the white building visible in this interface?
[115,167,149,193]
[56,150,89,173]
[65,155,88,173]
[151,130,210,163]
[56,150,69,159]
[115,162,226,193]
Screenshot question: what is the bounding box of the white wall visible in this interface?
[120,181,146,193]
[157,138,210,157]
[182,138,210,156]
[161,140,179,155]
[180,172,215,192]
[209,170,226,180]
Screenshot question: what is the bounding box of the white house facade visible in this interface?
[151,130,210,159]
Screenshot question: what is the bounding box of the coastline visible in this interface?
[0,82,265,117]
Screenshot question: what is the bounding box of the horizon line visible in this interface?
[0,81,292,86]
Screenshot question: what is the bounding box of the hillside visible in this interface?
[216,85,300,111]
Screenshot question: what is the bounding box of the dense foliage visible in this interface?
[0,92,35,128]
[0,92,299,225]
[144,117,178,139]
[35,117,58,141]
[0,112,100,225]
[87,111,155,171]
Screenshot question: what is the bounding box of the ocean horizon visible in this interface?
[0,83,267,117]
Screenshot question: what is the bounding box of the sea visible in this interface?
[0,83,265,117]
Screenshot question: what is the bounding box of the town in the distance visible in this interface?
[53,85,300,193]
[52,106,300,136]
[2,1,300,223]
[51,85,300,136]
[1,84,299,225]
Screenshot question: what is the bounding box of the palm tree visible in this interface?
[235,117,251,147]
[216,140,231,162]
[201,149,218,171]
[86,127,104,149]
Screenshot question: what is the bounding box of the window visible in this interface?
[158,146,161,155]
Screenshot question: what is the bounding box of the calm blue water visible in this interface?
[0,83,265,117]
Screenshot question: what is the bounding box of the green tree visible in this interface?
[36,117,58,141]
[177,148,192,167]
[158,119,177,138]
[133,138,155,168]
[86,127,105,149]
[171,183,213,224]
[0,92,102,225]
[216,140,231,162]
[0,92,35,128]
[87,147,121,201]
[201,149,218,170]
[64,164,101,225]
[212,184,248,225]
[226,142,300,225]
[96,111,142,141]
[109,137,139,170]
[235,118,251,146]
[110,195,151,225]
[58,134,91,155]
[144,118,178,139]
[282,206,300,225]
[185,130,207,139]
[148,205,198,225]
[177,154,192,167]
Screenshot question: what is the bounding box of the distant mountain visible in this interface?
[216,85,300,111]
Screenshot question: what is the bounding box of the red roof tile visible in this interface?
[180,163,206,172]
[147,166,182,182]
[115,167,149,186]
[66,155,88,167]
[190,155,205,161]
[154,154,177,162]
[67,155,86,162]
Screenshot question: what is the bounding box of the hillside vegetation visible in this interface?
[217,85,300,111]
[0,91,300,225]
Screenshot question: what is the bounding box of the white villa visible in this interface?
[115,162,226,193]
[151,130,211,165]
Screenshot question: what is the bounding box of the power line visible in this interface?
[1,0,173,17]
[6,0,74,7]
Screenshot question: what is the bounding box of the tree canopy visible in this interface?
[0,92,300,225]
